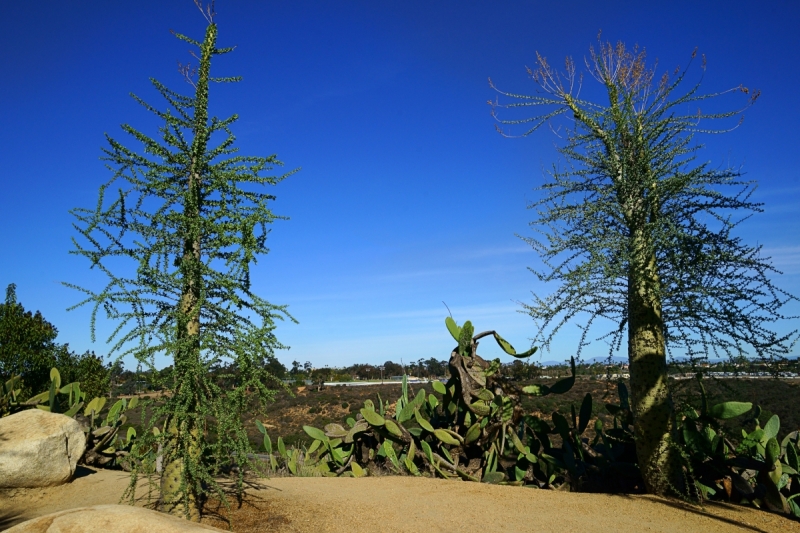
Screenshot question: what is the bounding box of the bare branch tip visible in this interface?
[194,0,215,24]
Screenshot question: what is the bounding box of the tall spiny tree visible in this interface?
[490,40,798,496]
[64,1,297,520]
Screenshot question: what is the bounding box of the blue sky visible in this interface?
[1,1,798,371]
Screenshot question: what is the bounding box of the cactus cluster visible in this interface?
[1,374,23,417]
[254,420,324,477]
[250,319,799,521]
[3,368,86,417]
[254,318,579,484]
[1,366,140,469]
[675,374,800,516]
[516,380,641,491]
[24,368,86,417]
[81,395,139,468]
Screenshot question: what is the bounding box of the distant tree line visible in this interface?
[284,358,450,383]
[5,282,794,402]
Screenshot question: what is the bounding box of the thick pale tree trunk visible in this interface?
[627,227,682,496]
[160,236,202,520]
[160,174,204,519]
[160,424,201,520]
[160,234,202,520]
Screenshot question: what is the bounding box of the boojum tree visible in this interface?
[63,3,296,521]
[489,40,798,496]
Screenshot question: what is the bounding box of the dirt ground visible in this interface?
[0,467,796,533]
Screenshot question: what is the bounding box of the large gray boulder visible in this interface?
[0,408,86,488]
[5,505,224,532]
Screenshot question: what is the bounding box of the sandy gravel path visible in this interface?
[1,467,796,532]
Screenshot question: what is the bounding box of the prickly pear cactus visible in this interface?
[81,394,139,468]
[673,373,800,519]
[269,317,577,485]
[0,375,23,417]
[1,366,139,468]
[21,368,86,416]
[256,336,800,521]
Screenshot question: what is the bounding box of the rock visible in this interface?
[5,504,224,532]
[0,409,87,488]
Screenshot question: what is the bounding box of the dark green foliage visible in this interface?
[382,361,404,377]
[505,359,543,381]
[54,348,111,404]
[264,357,288,380]
[1,368,86,418]
[22,367,85,417]
[506,380,642,492]
[63,7,295,521]
[0,283,61,398]
[0,374,23,417]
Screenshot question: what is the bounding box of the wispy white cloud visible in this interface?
[348,302,525,321]
[373,263,520,282]
[750,185,800,199]
[265,288,383,304]
[455,245,532,260]
[761,246,800,275]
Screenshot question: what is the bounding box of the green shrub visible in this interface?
[0,283,62,399]
[57,349,110,403]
